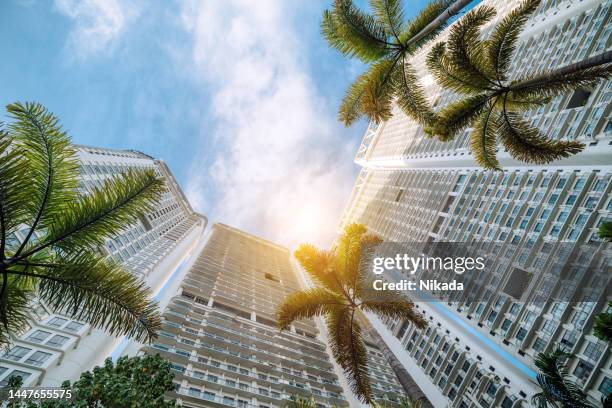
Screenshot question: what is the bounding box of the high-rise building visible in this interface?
[340,0,611,406]
[0,145,207,387]
[141,223,348,408]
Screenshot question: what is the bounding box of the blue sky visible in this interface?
[0,0,428,248]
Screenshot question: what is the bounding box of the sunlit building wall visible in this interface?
[0,145,207,387]
[141,223,348,408]
[340,0,612,406]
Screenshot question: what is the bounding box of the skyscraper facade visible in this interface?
[142,223,348,408]
[0,145,207,387]
[340,0,611,406]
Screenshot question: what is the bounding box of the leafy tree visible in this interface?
[277,223,427,403]
[425,0,612,169]
[4,354,176,408]
[322,0,473,127]
[599,221,612,241]
[0,102,164,346]
[532,349,596,408]
[593,302,612,344]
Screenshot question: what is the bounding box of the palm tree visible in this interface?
[425,0,612,169]
[277,223,427,404]
[599,221,612,241]
[322,0,474,127]
[532,349,596,408]
[0,102,165,346]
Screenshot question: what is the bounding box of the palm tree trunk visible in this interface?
[512,50,612,90]
[405,0,474,47]
[361,316,434,407]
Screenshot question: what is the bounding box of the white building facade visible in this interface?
[141,223,348,408]
[340,0,611,406]
[0,145,207,387]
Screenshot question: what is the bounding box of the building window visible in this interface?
[573,360,594,381]
[24,351,52,366]
[46,335,69,347]
[583,341,604,362]
[4,346,31,362]
[598,377,612,397]
[501,396,515,408]
[64,321,85,332]
[532,338,546,352]
[0,370,30,387]
[47,317,67,328]
[26,330,51,343]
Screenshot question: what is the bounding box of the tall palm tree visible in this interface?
[425,0,612,169]
[532,349,596,408]
[0,102,165,346]
[322,0,473,127]
[277,223,427,404]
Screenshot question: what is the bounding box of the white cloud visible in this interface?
[54,0,139,59]
[181,0,359,249]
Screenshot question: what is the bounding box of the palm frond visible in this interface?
[0,126,30,256]
[498,110,583,164]
[277,288,345,331]
[294,244,344,293]
[326,307,373,403]
[370,0,405,43]
[392,58,435,126]
[339,57,403,126]
[336,223,368,285]
[426,93,490,140]
[0,276,32,347]
[323,0,392,63]
[445,6,497,89]
[6,102,79,255]
[18,170,164,259]
[470,104,501,170]
[361,293,427,329]
[339,70,370,126]
[360,57,403,124]
[502,92,550,111]
[426,42,489,94]
[400,0,453,47]
[532,349,596,408]
[354,233,383,296]
[17,253,161,343]
[487,0,541,84]
[511,64,612,100]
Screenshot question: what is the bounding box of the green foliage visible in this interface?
[598,221,612,242]
[4,354,176,408]
[278,223,427,403]
[594,302,612,343]
[532,349,597,408]
[283,395,318,408]
[426,0,612,169]
[0,102,164,346]
[323,0,458,126]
